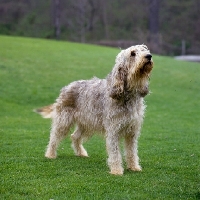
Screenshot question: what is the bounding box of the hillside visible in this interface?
[0,36,199,199]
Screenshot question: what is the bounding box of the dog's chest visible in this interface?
[117,101,145,135]
[104,97,145,126]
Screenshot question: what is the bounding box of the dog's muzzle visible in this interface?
[145,54,152,61]
[140,54,153,74]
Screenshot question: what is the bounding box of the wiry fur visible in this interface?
[35,45,153,175]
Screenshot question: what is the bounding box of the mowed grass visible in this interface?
[0,35,199,199]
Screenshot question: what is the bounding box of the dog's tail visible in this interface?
[33,104,54,118]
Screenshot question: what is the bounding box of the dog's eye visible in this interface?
[131,51,136,56]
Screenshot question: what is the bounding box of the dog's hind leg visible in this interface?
[45,112,73,159]
[71,125,88,157]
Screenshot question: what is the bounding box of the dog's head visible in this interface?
[109,45,153,100]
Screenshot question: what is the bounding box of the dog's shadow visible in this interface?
[47,154,142,176]
[49,153,107,174]
[195,192,200,200]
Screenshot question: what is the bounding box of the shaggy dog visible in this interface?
[35,45,153,175]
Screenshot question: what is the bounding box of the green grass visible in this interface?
[0,35,200,199]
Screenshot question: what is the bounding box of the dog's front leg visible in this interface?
[124,134,142,171]
[106,133,123,175]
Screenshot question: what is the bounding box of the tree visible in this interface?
[100,0,109,39]
[52,0,61,40]
[148,0,160,53]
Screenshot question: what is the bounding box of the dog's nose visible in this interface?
[145,54,152,61]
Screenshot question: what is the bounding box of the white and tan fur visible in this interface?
[35,45,153,175]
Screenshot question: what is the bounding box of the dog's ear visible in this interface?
[109,66,127,100]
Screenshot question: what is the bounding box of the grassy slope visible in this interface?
[0,36,199,199]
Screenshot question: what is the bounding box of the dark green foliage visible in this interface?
[0,0,200,55]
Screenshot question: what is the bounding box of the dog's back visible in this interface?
[68,78,106,131]
[35,77,107,131]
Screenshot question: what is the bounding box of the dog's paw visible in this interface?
[128,166,142,172]
[45,153,57,159]
[76,146,89,157]
[76,153,89,157]
[110,169,124,175]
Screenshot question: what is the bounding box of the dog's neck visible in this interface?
[126,76,150,97]
[135,84,149,97]
[114,84,149,106]
[106,72,150,103]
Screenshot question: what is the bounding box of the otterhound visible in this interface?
[35,45,153,175]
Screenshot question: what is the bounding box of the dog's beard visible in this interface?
[139,61,153,76]
[131,59,153,76]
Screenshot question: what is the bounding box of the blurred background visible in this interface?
[0,0,199,56]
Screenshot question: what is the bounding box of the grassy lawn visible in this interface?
[0,35,199,199]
